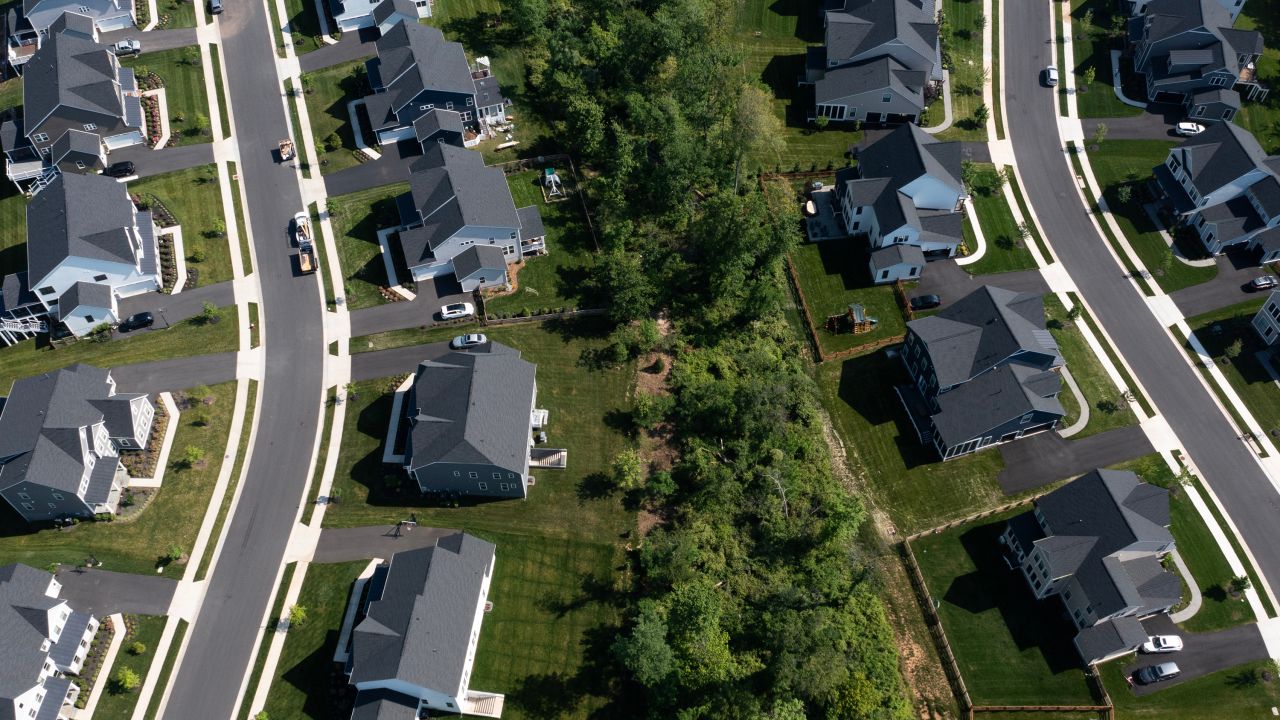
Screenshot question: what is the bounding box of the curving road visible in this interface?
[160,5,326,718]
[1004,2,1280,603]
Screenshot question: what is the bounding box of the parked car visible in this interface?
[209,0,223,14]
[104,161,135,178]
[111,38,140,56]
[117,312,155,333]
[450,333,488,349]
[1175,122,1205,136]
[1044,65,1059,86]
[1141,635,1183,654]
[1250,275,1278,291]
[909,294,942,311]
[1135,662,1181,684]
[439,302,475,320]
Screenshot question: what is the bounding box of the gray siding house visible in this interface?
[0,564,101,720]
[868,244,924,283]
[1001,469,1180,664]
[400,343,538,500]
[898,286,1065,460]
[6,0,133,73]
[330,0,430,33]
[0,364,154,526]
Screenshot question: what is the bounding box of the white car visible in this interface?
[1141,635,1184,654]
[1175,122,1205,136]
[439,302,475,320]
[1045,65,1059,86]
[450,333,487,349]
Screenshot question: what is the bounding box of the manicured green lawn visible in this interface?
[284,80,313,178]
[208,44,230,140]
[0,382,238,575]
[1088,140,1215,293]
[788,241,908,355]
[814,353,1008,535]
[93,615,167,720]
[130,165,233,285]
[1044,296,1137,438]
[936,0,991,141]
[326,183,407,310]
[0,306,238,392]
[485,169,599,317]
[0,181,25,279]
[0,76,21,112]
[965,167,1038,274]
[1069,0,1144,118]
[1234,8,1280,155]
[912,512,1095,705]
[262,560,365,719]
[283,0,329,54]
[1186,298,1280,437]
[300,62,370,175]
[1101,659,1280,718]
[124,49,212,145]
[155,0,197,28]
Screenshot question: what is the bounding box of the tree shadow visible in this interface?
[576,471,614,501]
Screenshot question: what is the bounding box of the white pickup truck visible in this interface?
[294,212,317,274]
[111,39,141,56]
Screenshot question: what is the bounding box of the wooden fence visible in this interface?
[782,256,911,363]
[899,540,973,716]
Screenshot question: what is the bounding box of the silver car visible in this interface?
[1136,662,1180,684]
[450,333,487,349]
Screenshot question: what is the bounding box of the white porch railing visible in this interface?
[458,691,505,718]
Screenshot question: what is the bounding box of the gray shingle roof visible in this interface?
[25,172,139,286]
[1200,194,1263,240]
[404,343,534,475]
[371,0,416,25]
[374,21,475,116]
[824,0,937,66]
[1249,176,1280,218]
[869,244,924,271]
[0,564,64,704]
[1189,86,1241,109]
[47,611,91,668]
[1,273,39,314]
[24,31,128,137]
[1220,27,1265,56]
[452,244,506,281]
[859,124,964,193]
[472,74,506,109]
[46,11,95,38]
[400,144,520,264]
[1177,121,1269,197]
[814,56,925,106]
[350,534,496,697]
[1250,225,1280,253]
[516,205,544,241]
[412,107,464,144]
[929,363,1064,446]
[350,688,419,720]
[1074,616,1148,664]
[49,128,101,166]
[57,281,114,321]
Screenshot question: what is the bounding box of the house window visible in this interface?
[460,111,472,121]
[855,206,863,215]
[18,493,29,500]
[21,503,33,511]
[908,266,918,277]
[881,94,891,103]
[499,483,509,491]
[1064,589,1072,600]
[416,0,427,5]
[879,269,890,280]
[32,133,49,143]
[78,4,89,10]
[84,315,94,322]
[83,123,97,131]
[1019,412,1034,424]
[478,482,487,490]
[468,471,478,478]
[1194,106,1205,117]
[508,473,516,478]
[466,97,473,106]
[851,221,860,230]
[446,102,454,110]
[38,286,55,295]
[492,472,502,479]
[93,274,107,281]
[47,503,56,509]
[453,470,460,476]
[504,245,515,255]
[420,104,435,111]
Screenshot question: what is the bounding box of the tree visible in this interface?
[611,448,645,491]
[961,159,977,191]
[201,302,219,324]
[1092,122,1109,146]
[129,641,147,656]
[1231,575,1252,594]
[612,599,674,687]
[254,714,270,720]
[814,115,829,131]
[192,113,211,137]
[1116,184,1133,205]
[973,103,990,127]
[114,667,141,692]
[288,604,308,627]
[181,445,204,468]
[1083,8,1094,28]
[1083,66,1096,88]
[729,84,785,190]
[1225,338,1244,360]
[1016,222,1032,247]
[1096,398,1119,414]
[183,45,200,65]
[1067,304,1083,321]
[598,249,657,324]
[975,13,986,30]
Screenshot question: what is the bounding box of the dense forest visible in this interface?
[505,0,912,716]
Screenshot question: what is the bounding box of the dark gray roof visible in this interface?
[400,144,520,264]
[1141,0,1232,44]
[371,0,416,25]
[824,0,937,66]
[859,124,964,194]
[1200,194,1263,239]
[47,611,92,667]
[46,11,95,38]
[1189,87,1241,109]
[0,119,27,155]
[57,281,113,321]
[1074,616,1148,663]
[814,56,925,106]
[25,172,139,285]
[1,273,39,314]
[930,363,1064,446]
[869,244,924,271]
[472,74,507,109]
[1220,27,1265,56]
[1033,469,1176,619]
[0,564,64,704]
[1250,225,1280,253]
[374,21,475,116]
[24,32,128,136]
[1249,176,1280,218]
[412,108,464,143]
[1177,121,1270,197]
[49,128,101,165]
[34,676,70,720]
[404,343,534,475]
[907,285,1062,388]
[452,244,506,280]
[350,688,419,720]
[516,205,544,241]
[350,533,496,696]
[1167,48,1214,66]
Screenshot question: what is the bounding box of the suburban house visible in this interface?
[831,124,967,262]
[399,343,548,500]
[897,285,1065,460]
[2,20,142,188]
[1000,469,1180,664]
[1129,0,1267,119]
[392,143,545,291]
[346,533,505,718]
[6,0,133,71]
[802,0,942,124]
[1128,0,1246,22]
[0,364,154,525]
[1151,121,1280,258]
[14,172,161,337]
[362,18,508,146]
[330,0,430,33]
[1251,289,1280,344]
[414,108,465,150]
[0,563,101,720]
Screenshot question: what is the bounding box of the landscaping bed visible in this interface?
[123,49,213,145]
[131,165,234,286]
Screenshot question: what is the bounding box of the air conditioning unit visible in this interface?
[484,601,494,612]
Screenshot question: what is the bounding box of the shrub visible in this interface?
[113,667,141,693]
[288,604,308,627]
[189,248,208,262]
[129,641,147,656]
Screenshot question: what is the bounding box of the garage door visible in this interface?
[95,13,136,31]
[103,131,143,150]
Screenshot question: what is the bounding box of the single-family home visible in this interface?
[6,0,133,73]
[803,0,942,123]
[346,533,505,718]
[2,20,142,188]
[1001,469,1180,664]
[15,171,160,337]
[393,143,544,291]
[833,124,967,258]
[399,343,542,499]
[1128,0,1246,22]
[414,108,465,150]
[330,0,429,34]
[0,364,153,526]
[897,285,1065,460]
[1251,289,1280,344]
[1151,121,1280,258]
[0,563,101,720]
[1130,0,1266,118]
[362,18,508,146]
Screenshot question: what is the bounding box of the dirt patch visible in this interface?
[632,315,677,536]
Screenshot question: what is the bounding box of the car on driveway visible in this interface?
[1044,65,1058,86]
[450,333,487,349]
[117,312,154,333]
[1136,662,1181,684]
[439,302,474,320]
[1175,122,1205,136]
[104,161,135,178]
[209,0,223,13]
[1141,635,1183,654]
[1250,275,1278,291]
[910,294,942,311]
[111,39,141,56]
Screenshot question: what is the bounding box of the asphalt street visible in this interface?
[161,6,326,717]
[1005,0,1280,601]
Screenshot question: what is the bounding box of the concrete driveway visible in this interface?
[1170,250,1274,319]
[111,352,238,393]
[909,260,1049,306]
[313,525,457,563]
[55,568,177,617]
[111,143,216,178]
[297,28,378,73]
[997,425,1155,494]
[1122,615,1268,696]
[350,341,450,382]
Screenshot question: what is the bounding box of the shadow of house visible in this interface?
[836,353,936,470]
[278,629,346,718]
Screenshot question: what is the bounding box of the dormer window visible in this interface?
[83,123,97,131]
[32,133,49,143]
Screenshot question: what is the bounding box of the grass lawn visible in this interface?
[1088,140,1215,293]
[285,80,314,178]
[0,382,238,575]
[208,44,230,140]
[814,352,1009,535]
[262,561,366,719]
[937,0,992,141]
[0,181,25,279]
[326,183,408,310]
[93,615,167,719]
[155,0,197,28]
[1101,659,1280,718]
[789,241,908,355]
[1069,0,1144,118]
[143,620,187,719]
[0,76,21,111]
[1233,7,1280,155]
[0,306,238,392]
[283,0,329,54]
[485,170,599,317]
[123,49,212,145]
[1185,298,1280,436]
[965,166,1039,274]
[300,62,370,176]
[130,165,233,285]
[912,511,1095,705]
[1044,296,1138,438]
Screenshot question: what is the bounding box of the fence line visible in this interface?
[783,256,826,362]
[905,495,1044,543]
[482,307,607,327]
[899,540,973,715]
[492,153,600,252]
